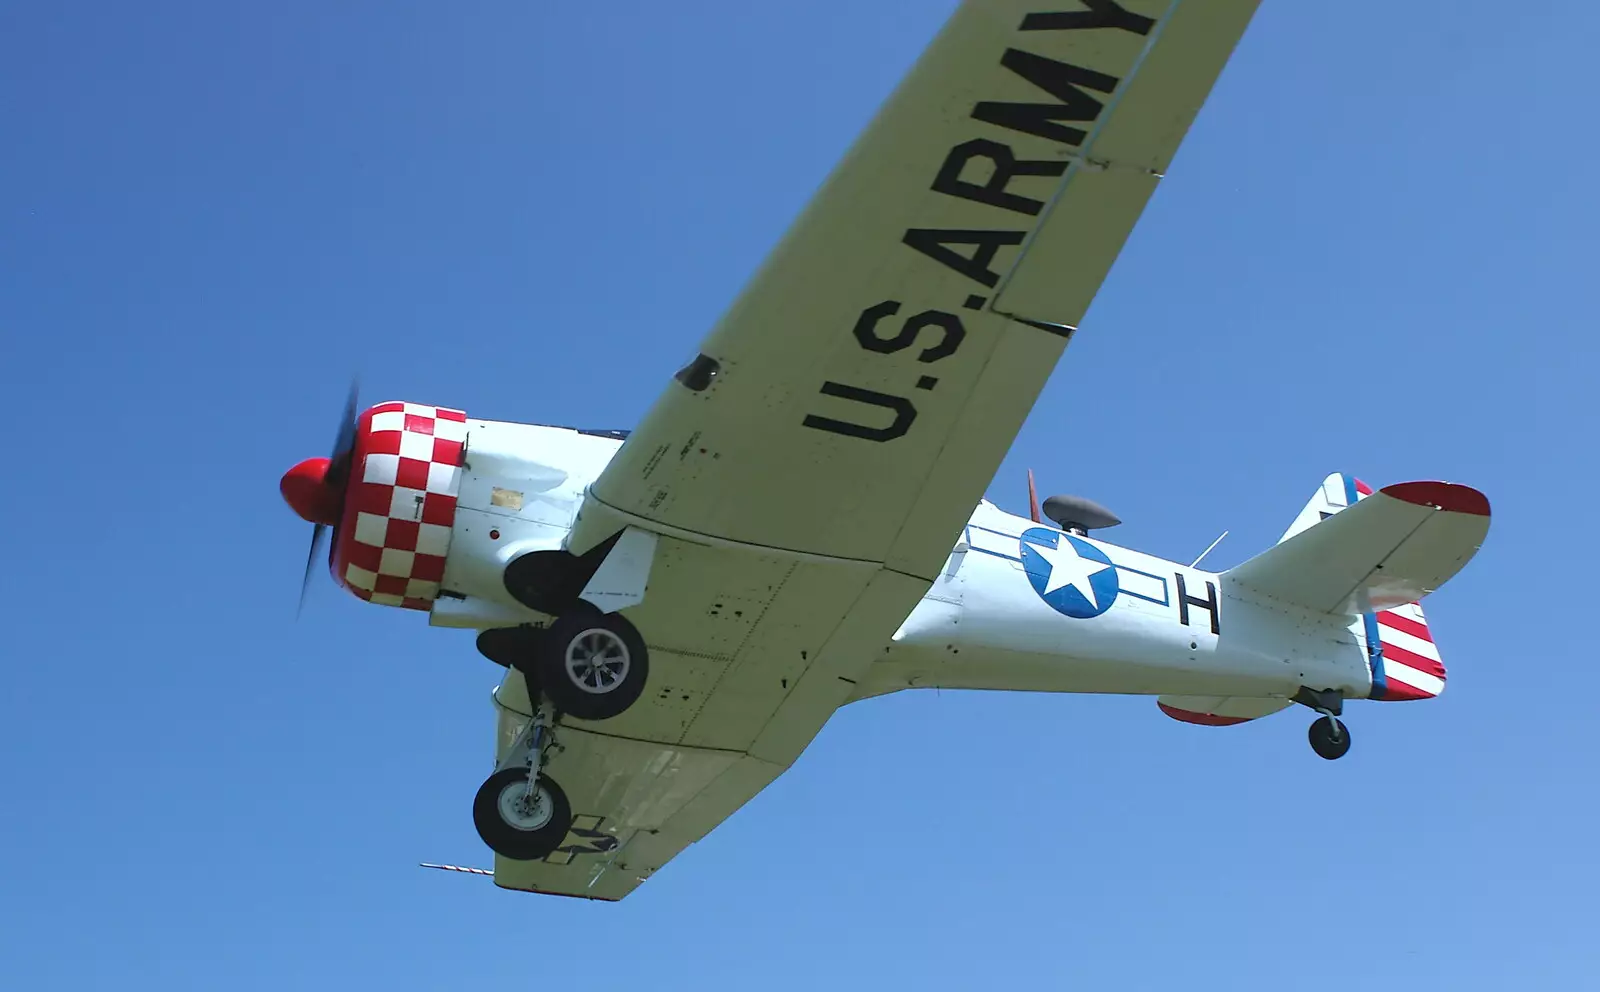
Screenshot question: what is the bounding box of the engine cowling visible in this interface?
[281,400,468,610]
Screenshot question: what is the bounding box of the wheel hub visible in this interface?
[497,779,554,831]
[564,627,631,694]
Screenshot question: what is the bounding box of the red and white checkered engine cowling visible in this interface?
[331,401,468,610]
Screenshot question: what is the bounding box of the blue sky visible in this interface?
[2,1,1594,988]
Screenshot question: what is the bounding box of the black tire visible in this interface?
[1308,716,1352,760]
[472,767,572,861]
[536,607,649,721]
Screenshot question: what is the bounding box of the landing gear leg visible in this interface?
[1294,687,1351,760]
[473,697,573,860]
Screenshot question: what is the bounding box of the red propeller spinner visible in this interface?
[280,457,341,526]
[280,381,361,613]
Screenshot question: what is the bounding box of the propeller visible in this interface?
[298,524,328,616]
[282,380,361,615]
[1026,468,1042,524]
[330,379,361,476]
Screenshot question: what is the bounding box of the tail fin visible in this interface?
[1275,471,1374,544]
[1273,473,1457,702]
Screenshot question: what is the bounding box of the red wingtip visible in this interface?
[1379,481,1491,517]
[1027,469,1041,523]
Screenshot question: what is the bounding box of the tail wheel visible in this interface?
[473,767,572,861]
[1308,715,1352,760]
[537,607,649,721]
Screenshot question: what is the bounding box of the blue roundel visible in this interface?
[1019,527,1120,619]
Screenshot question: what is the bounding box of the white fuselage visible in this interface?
[430,420,1373,707]
[867,500,1372,703]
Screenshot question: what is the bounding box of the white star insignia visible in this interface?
[1031,538,1113,610]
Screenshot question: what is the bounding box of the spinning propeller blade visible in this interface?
[297,523,328,617]
[292,378,360,616]
[331,379,360,474]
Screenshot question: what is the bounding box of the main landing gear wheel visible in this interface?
[473,767,573,861]
[1308,715,1352,760]
[522,608,649,721]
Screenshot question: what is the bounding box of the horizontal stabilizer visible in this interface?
[1226,481,1490,615]
[1158,695,1291,726]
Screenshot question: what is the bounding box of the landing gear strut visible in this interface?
[1294,686,1351,760]
[473,698,574,861]
[472,607,651,859]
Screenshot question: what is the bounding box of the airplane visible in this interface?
[279,0,1490,901]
